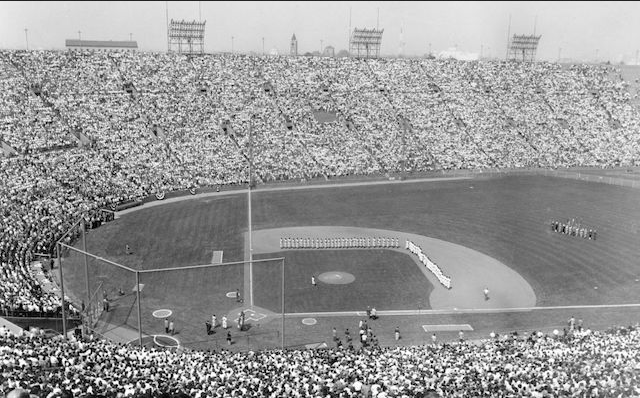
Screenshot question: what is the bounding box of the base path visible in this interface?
[249,226,536,311]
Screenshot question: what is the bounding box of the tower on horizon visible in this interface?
[290,34,298,56]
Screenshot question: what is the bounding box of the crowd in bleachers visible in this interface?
[1,321,639,397]
[1,49,640,320]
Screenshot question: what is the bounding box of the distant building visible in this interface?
[323,45,335,57]
[290,34,298,56]
[65,39,138,52]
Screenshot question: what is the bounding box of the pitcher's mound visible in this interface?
[318,272,355,284]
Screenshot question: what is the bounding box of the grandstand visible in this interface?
[1,49,640,397]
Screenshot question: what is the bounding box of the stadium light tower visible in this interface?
[349,27,384,58]
[507,34,541,62]
[24,28,28,50]
[168,19,206,54]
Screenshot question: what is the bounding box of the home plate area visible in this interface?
[234,309,266,323]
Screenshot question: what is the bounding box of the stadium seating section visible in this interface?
[1,324,639,397]
[1,50,640,396]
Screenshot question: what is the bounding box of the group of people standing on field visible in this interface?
[205,311,247,346]
[550,219,597,240]
[281,236,400,250]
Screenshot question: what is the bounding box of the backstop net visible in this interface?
[58,242,285,352]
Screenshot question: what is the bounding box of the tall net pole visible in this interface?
[136,271,143,348]
[281,257,285,350]
[248,118,254,306]
[57,242,67,339]
[82,222,90,335]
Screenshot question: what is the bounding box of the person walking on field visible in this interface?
[222,315,228,329]
[311,275,317,287]
[483,287,490,301]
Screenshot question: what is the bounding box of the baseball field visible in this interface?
[59,173,640,351]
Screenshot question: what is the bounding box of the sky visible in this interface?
[1,1,640,63]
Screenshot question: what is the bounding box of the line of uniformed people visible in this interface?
[280,237,400,249]
[551,220,597,240]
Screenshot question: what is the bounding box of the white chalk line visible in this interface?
[283,302,640,317]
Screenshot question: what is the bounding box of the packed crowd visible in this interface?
[1,321,639,397]
[1,49,639,320]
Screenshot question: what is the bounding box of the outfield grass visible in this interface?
[253,250,433,313]
[251,175,640,306]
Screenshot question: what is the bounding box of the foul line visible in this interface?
[283,302,640,317]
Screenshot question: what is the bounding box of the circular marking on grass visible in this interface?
[302,318,317,325]
[318,272,355,284]
[152,309,172,319]
[226,291,238,298]
[153,334,180,348]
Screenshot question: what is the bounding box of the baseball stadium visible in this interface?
[2,3,640,397]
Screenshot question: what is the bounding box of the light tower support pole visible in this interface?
[505,14,511,60]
